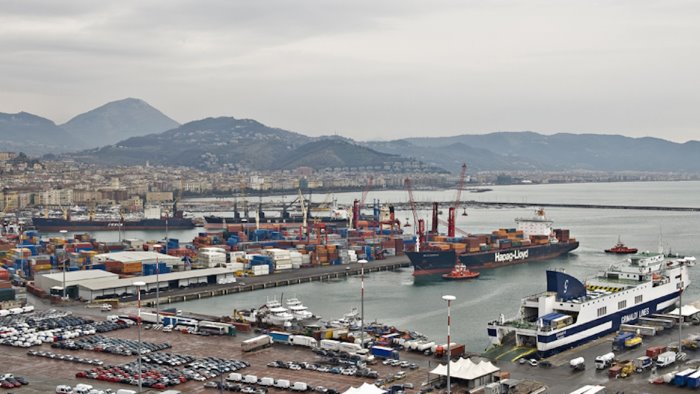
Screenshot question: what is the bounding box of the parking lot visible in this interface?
[1,312,430,393]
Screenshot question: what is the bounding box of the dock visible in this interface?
[142,256,410,306]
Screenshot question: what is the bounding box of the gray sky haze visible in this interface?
[1,0,699,142]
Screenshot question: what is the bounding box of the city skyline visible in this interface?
[2,1,699,143]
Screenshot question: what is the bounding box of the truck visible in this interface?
[594,353,615,370]
[569,357,585,371]
[370,345,399,360]
[290,335,317,348]
[268,331,293,344]
[338,342,363,354]
[241,334,273,352]
[291,382,308,391]
[687,370,700,389]
[319,339,341,351]
[656,351,677,368]
[673,368,696,387]
[435,343,465,359]
[633,356,653,372]
[612,332,635,351]
[646,345,667,359]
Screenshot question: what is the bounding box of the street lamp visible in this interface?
[442,294,456,394]
[155,256,160,324]
[358,259,368,348]
[134,281,146,393]
[59,230,68,300]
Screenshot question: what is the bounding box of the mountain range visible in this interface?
[2,98,700,173]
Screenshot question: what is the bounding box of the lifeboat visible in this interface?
[442,263,480,280]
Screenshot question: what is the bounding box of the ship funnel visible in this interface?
[546,270,586,301]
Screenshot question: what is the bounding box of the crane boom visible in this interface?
[360,176,374,209]
[404,178,419,231]
[454,163,467,209]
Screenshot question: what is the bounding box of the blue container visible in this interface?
[91,264,106,270]
[68,266,79,272]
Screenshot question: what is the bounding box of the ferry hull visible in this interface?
[407,241,579,276]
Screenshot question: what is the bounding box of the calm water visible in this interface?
[56,181,700,352]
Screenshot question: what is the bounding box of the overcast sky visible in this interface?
[1,0,699,142]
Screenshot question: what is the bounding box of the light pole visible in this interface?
[442,295,456,394]
[155,256,160,324]
[134,281,146,393]
[358,259,368,348]
[59,230,67,300]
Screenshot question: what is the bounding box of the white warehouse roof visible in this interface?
[93,251,182,264]
[78,267,236,291]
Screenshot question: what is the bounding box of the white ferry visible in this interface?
[487,252,692,357]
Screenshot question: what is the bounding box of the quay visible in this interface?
[182,199,700,213]
[142,256,410,306]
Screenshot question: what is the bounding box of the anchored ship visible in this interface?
[407,209,579,276]
[487,252,692,357]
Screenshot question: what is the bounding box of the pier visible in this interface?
[142,256,410,306]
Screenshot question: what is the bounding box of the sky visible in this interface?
[1,0,699,142]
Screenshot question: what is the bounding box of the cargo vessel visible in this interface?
[407,209,579,276]
[31,216,195,232]
[487,251,693,357]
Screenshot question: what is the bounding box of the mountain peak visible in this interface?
[61,98,180,148]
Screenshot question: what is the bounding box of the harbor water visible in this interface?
[55,181,700,352]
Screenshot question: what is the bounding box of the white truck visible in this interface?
[656,351,677,368]
[241,335,273,352]
[290,335,317,348]
[569,357,586,371]
[594,352,615,369]
[291,382,308,391]
[319,339,340,351]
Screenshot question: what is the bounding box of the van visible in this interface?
[227,372,242,382]
[105,315,119,322]
[275,379,291,389]
[101,304,112,312]
[291,382,308,391]
[258,377,274,386]
[56,386,73,394]
[74,384,94,394]
[656,351,677,368]
[243,374,257,384]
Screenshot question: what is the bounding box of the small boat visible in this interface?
[605,238,638,254]
[442,263,480,280]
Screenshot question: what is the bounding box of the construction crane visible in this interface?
[403,178,425,245]
[298,188,308,240]
[360,176,374,210]
[454,163,468,215]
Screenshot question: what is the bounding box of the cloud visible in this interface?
[0,0,699,142]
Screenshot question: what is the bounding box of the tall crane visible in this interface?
[360,176,374,210]
[403,178,425,245]
[454,163,467,215]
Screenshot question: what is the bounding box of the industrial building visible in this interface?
[34,267,237,301]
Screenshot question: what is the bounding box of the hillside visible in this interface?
[367,132,700,173]
[75,117,412,171]
[0,112,80,156]
[61,98,180,148]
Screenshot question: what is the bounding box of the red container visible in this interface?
[0,267,9,281]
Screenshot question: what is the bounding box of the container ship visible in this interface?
[31,205,194,232]
[487,251,693,357]
[407,208,579,276]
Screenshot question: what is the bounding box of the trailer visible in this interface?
[269,331,293,344]
[687,370,700,389]
[646,345,667,359]
[672,368,696,387]
[290,335,317,348]
[612,332,634,351]
[570,357,585,371]
[633,356,653,373]
[241,334,273,352]
[320,339,340,351]
[620,324,657,336]
[370,345,399,360]
[639,317,674,329]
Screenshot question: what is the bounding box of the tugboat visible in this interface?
[605,237,638,254]
[441,262,480,280]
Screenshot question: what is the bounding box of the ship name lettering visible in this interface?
[494,250,529,263]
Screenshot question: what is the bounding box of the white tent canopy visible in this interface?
[668,305,700,317]
[430,357,500,381]
[343,382,387,394]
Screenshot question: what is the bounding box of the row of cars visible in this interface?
[28,349,106,366]
[75,361,187,390]
[0,373,29,389]
[226,373,309,391]
[267,360,379,379]
[52,335,171,356]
